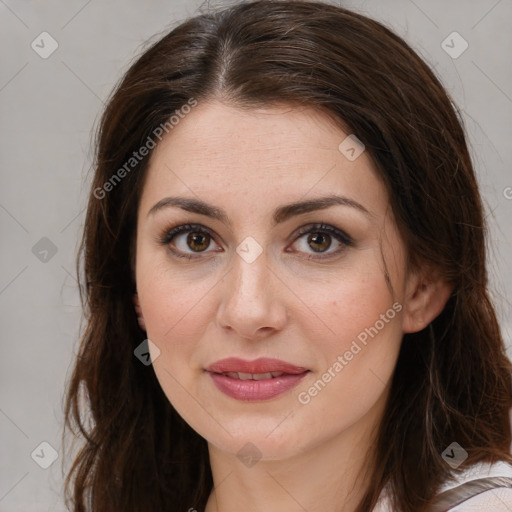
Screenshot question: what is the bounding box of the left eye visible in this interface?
[289,223,353,258]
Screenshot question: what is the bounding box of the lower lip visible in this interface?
[207,371,309,401]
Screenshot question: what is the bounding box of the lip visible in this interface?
[205,357,310,402]
[206,357,308,374]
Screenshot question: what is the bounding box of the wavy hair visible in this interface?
[63,1,512,511]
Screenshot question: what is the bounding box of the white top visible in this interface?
[373,461,512,511]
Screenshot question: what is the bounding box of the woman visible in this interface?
[63,1,512,511]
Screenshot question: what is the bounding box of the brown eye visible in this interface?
[289,223,353,259]
[307,232,332,252]
[187,232,211,252]
[160,224,219,259]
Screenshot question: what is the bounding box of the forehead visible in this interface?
[140,100,388,219]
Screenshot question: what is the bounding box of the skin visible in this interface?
[135,100,452,512]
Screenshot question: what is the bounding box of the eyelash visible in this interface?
[158,222,353,261]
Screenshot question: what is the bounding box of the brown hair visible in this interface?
[62,1,512,511]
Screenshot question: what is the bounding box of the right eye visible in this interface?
[159,223,222,260]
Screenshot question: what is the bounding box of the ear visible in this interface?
[402,268,454,334]
[133,293,146,331]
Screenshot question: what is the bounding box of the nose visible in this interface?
[216,248,288,341]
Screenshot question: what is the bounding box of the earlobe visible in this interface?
[133,293,147,331]
[402,272,454,334]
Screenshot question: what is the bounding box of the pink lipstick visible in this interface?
[205,357,310,401]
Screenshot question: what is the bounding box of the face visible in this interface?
[135,99,410,460]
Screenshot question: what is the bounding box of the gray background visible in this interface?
[1,0,511,510]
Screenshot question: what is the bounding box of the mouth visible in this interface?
[205,357,310,401]
[214,371,291,380]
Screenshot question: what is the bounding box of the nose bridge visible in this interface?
[217,242,287,338]
[229,244,272,310]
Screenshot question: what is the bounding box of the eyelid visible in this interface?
[290,223,353,246]
[159,223,216,245]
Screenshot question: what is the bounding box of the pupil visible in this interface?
[308,233,331,252]
[187,232,209,252]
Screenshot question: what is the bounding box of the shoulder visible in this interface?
[440,460,512,492]
[447,486,512,511]
[373,461,512,512]
[440,460,512,512]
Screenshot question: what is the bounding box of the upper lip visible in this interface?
[206,357,308,374]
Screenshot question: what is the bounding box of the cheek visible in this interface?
[135,234,216,327]
[137,267,216,353]
[296,258,398,353]
[292,262,403,417]
[136,268,217,427]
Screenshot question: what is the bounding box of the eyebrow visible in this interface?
[147,194,372,226]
